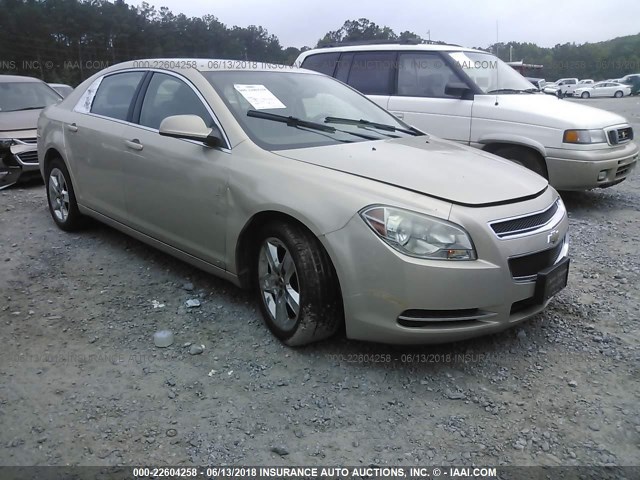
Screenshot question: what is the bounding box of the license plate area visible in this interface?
[534,257,570,303]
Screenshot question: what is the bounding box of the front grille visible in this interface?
[508,240,564,279]
[510,296,540,315]
[490,201,559,238]
[397,309,496,328]
[15,137,37,144]
[615,163,632,179]
[608,127,633,145]
[15,151,38,164]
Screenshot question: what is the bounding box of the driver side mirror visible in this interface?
[159,114,224,148]
[444,82,474,100]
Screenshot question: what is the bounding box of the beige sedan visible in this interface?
[38,59,570,345]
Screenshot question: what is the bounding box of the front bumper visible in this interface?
[0,133,40,189]
[545,141,638,190]
[322,189,569,344]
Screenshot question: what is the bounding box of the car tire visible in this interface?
[614,90,623,98]
[581,91,590,99]
[492,145,548,179]
[254,220,342,346]
[46,158,84,231]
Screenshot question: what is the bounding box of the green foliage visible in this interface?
[489,36,640,81]
[317,18,402,46]
[0,2,637,86]
[0,0,299,85]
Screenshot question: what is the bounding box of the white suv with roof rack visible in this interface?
[295,44,638,190]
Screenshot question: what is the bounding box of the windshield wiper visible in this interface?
[323,116,423,136]
[247,110,380,141]
[486,88,535,94]
[11,106,47,111]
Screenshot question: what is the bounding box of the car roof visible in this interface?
[0,74,46,83]
[298,43,484,58]
[106,58,316,74]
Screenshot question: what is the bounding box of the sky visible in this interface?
[135,0,640,50]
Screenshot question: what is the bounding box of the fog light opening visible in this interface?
[597,170,607,181]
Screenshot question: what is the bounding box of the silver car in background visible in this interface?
[48,83,74,98]
[1,75,62,189]
[38,59,570,345]
[574,81,632,98]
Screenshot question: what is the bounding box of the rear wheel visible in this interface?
[614,90,623,98]
[46,158,84,231]
[254,221,342,346]
[581,91,590,99]
[492,145,548,179]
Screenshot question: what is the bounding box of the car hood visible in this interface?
[473,94,627,129]
[272,136,548,207]
[0,109,41,132]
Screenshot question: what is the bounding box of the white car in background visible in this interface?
[574,81,631,98]
[296,44,639,190]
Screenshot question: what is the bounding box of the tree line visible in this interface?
[0,1,638,86]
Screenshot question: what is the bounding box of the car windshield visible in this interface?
[448,51,536,94]
[0,81,61,112]
[204,70,420,150]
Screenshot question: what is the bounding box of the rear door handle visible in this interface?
[66,123,78,132]
[125,139,143,151]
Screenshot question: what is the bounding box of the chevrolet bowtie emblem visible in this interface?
[547,229,560,245]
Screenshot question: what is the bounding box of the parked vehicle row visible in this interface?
[544,75,640,98]
[1,45,636,346]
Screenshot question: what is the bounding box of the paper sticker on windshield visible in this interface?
[233,84,286,110]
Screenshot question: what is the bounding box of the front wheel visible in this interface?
[254,221,342,346]
[581,91,590,99]
[493,145,548,179]
[614,90,623,98]
[46,158,84,231]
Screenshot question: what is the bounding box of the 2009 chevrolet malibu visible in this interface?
[37,59,570,345]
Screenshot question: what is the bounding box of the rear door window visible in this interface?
[335,53,354,83]
[300,53,340,76]
[347,52,396,95]
[90,72,145,121]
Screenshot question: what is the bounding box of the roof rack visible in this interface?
[319,39,422,48]
[318,39,460,48]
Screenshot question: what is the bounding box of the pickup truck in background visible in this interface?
[543,78,595,96]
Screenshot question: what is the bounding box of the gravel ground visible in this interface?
[0,98,639,468]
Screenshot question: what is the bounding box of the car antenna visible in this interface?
[495,20,499,106]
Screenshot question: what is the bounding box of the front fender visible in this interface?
[475,134,547,158]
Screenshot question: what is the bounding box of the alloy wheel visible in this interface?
[258,237,300,330]
[49,167,70,222]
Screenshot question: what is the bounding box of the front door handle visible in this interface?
[66,123,78,132]
[125,139,143,151]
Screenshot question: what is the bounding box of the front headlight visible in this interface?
[563,129,607,144]
[360,205,477,260]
